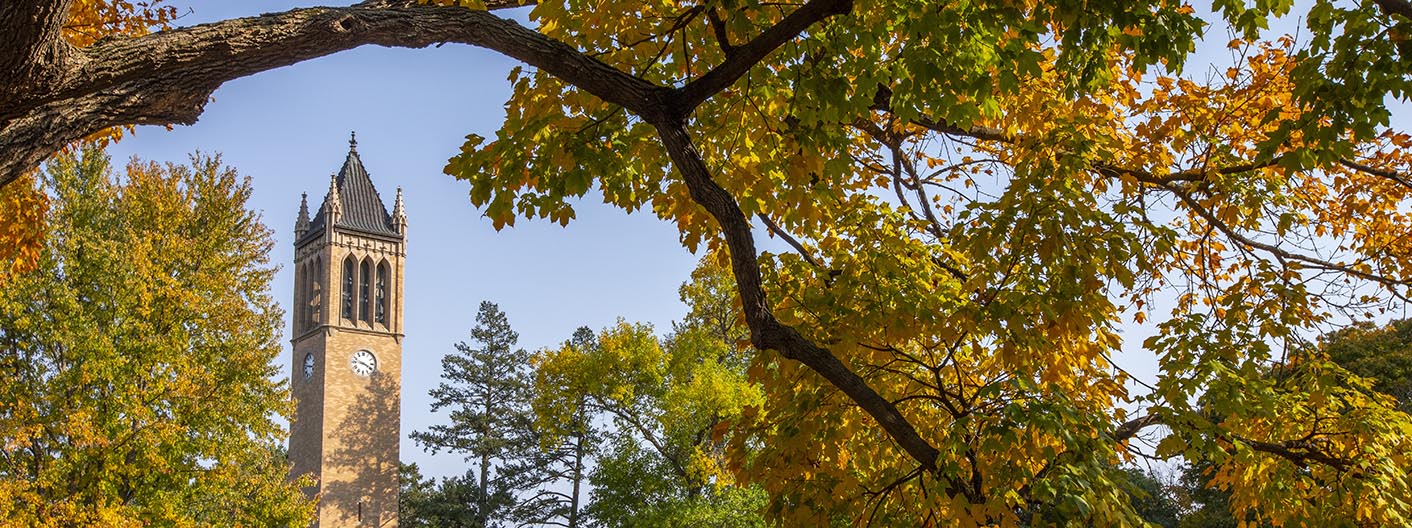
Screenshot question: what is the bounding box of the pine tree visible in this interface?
[412,301,532,528]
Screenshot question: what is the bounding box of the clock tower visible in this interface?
[290,133,405,527]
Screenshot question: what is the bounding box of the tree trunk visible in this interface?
[479,387,491,528]
[568,410,585,528]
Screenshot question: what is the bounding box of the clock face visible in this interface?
[302,353,315,380]
[350,350,376,377]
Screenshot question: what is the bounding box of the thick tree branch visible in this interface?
[1236,435,1352,471]
[653,120,942,474]
[1373,0,1412,21]
[1,0,945,484]
[0,0,658,189]
[1113,412,1162,442]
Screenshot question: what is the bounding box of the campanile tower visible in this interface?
[290,133,405,527]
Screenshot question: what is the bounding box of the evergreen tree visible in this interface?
[400,462,497,528]
[412,301,533,528]
[1122,467,1181,528]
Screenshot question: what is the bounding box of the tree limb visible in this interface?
[653,120,942,474]
[1339,157,1412,192]
[0,0,655,189]
[1373,0,1412,21]
[756,212,823,268]
[1113,412,1162,442]
[673,0,852,116]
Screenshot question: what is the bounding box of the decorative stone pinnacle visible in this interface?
[325,174,342,217]
[295,193,311,240]
[296,192,310,223]
[349,131,357,152]
[392,186,407,233]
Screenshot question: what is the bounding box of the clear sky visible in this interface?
[105,1,703,479]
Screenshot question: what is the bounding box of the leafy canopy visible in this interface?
[443,0,1412,525]
[532,254,768,527]
[0,146,313,527]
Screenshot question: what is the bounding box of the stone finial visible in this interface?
[324,173,342,222]
[295,192,310,239]
[349,131,357,153]
[392,186,407,234]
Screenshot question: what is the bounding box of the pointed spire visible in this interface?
[295,192,310,240]
[298,133,399,243]
[392,186,407,234]
[323,173,343,225]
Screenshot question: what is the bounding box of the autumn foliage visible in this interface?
[0,0,177,283]
[447,1,1412,525]
[3,0,1412,525]
[0,148,313,526]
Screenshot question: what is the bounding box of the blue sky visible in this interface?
[105,1,703,479]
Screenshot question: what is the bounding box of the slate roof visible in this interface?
[302,142,399,243]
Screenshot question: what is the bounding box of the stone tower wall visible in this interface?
[291,186,405,528]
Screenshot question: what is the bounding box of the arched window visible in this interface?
[300,264,311,331]
[342,257,355,319]
[359,259,371,322]
[310,256,323,325]
[375,261,389,325]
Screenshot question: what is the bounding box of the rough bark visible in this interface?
[1113,413,1162,443]
[1374,0,1412,20]
[0,0,74,103]
[0,0,653,189]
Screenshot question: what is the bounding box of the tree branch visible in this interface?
[673,0,852,116]
[1339,157,1412,193]
[653,120,942,474]
[870,85,1009,143]
[1236,435,1352,471]
[756,213,823,268]
[1113,412,1162,442]
[0,0,660,189]
[1373,0,1412,21]
[1,0,948,486]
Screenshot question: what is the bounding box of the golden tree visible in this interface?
[0,147,313,526]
